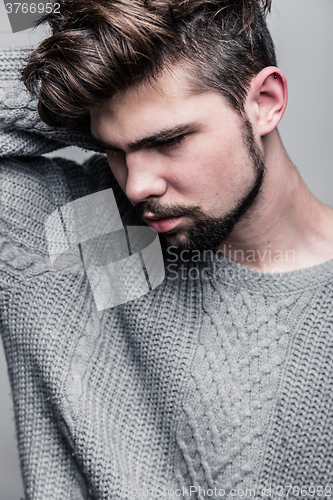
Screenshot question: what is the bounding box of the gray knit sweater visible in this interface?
[0,48,332,500]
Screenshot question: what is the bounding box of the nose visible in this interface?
[124,151,167,204]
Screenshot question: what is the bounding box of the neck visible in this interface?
[218,130,333,272]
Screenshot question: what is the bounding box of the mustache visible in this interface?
[135,200,204,219]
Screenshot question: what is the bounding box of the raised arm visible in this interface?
[0,47,102,158]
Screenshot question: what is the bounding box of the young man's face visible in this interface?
[90,66,265,251]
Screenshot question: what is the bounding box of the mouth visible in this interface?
[144,214,184,233]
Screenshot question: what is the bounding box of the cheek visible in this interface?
[178,135,248,191]
[173,134,254,212]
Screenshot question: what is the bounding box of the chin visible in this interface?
[162,232,217,253]
[164,230,190,247]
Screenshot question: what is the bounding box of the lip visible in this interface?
[144,216,183,233]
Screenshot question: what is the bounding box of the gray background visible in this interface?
[0,1,332,498]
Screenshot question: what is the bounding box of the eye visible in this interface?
[105,147,124,157]
[160,134,186,148]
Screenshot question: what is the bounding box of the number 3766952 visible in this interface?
[5,3,60,14]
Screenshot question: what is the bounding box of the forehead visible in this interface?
[116,65,194,105]
[89,65,233,145]
[91,66,192,122]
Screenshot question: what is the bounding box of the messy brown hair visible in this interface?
[21,0,275,128]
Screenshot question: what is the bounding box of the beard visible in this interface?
[135,117,265,252]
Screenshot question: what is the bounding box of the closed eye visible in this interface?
[105,146,124,156]
[158,134,186,148]
[103,134,187,155]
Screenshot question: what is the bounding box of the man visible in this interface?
[0,0,332,499]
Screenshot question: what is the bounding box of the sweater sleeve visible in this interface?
[0,46,103,158]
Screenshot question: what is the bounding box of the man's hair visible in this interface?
[21,0,276,128]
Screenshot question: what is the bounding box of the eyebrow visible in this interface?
[92,122,198,152]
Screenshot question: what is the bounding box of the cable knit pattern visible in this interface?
[0,48,332,500]
[174,269,317,493]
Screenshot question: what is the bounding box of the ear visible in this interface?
[245,66,288,137]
